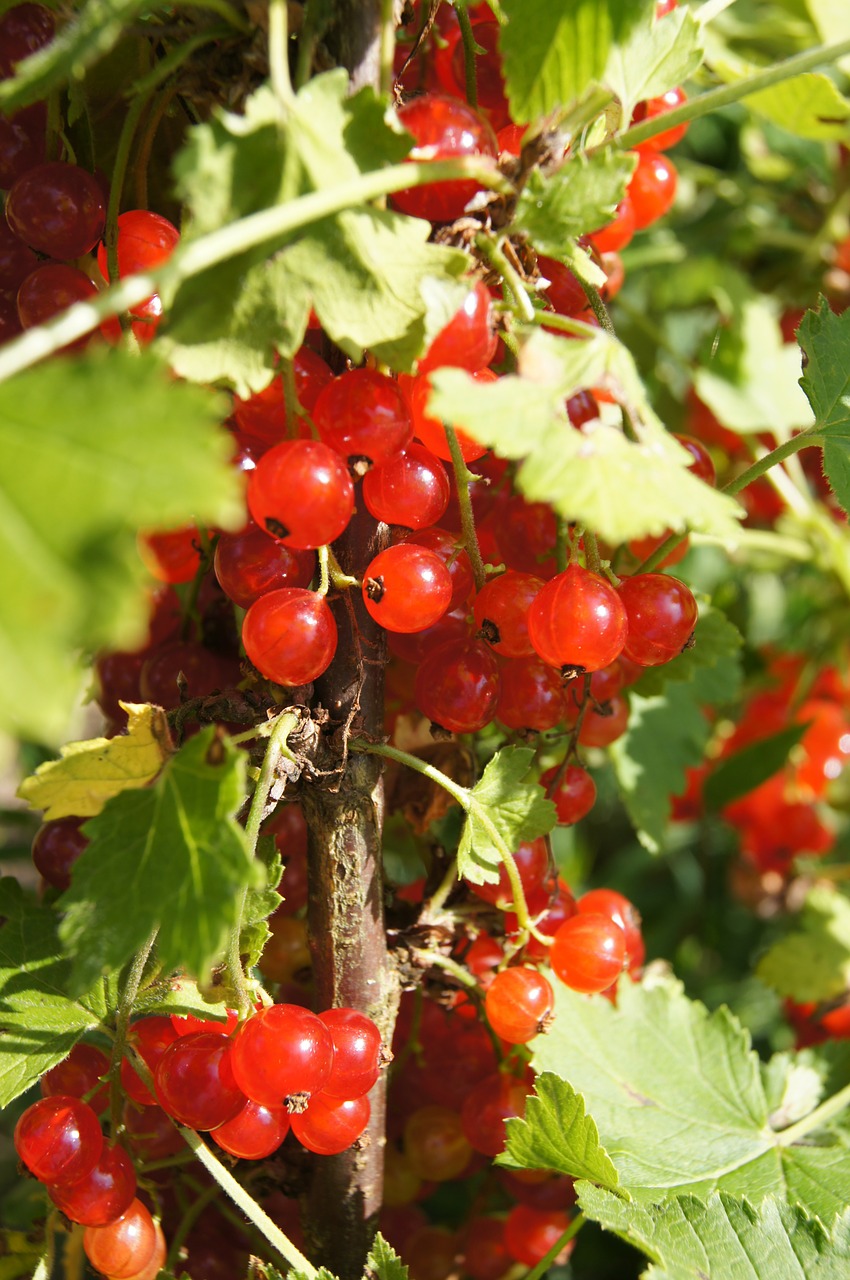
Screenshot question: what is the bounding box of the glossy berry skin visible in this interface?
[576,691,630,748]
[418,281,496,373]
[17,264,100,349]
[96,210,179,342]
[14,1096,103,1185]
[578,888,645,974]
[403,527,475,609]
[211,1098,291,1159]
[617,573,698,666]
[138,526,202,584]
[460,1072,528,1157]
[485,967,554,1044]
[467,837,553,914]
[589,196,636,254]
[233,347,333,444]
[405,368,494,462]
[550,913,627,993]
[628,151,678,229]
[504,1205,575,1268]
[40,1043,109,1113]
[538,256,589,318]
[528,564,628,674]
[474,571,543,657]
[540,764,597,825]
[0,4,55,75]
[248,439,354,549]
[291,1092,371,1155]
[363,544,452,633]
[497,657,566,732]
[414,637,501,733]
[0,103,46,188]
[118,1222,166,1280]
[314,369,413,466]
[242,588,337,686]
[403,1105,472,1181]
[362,444,450,530]
[214,525,315,607]
[675,433,716,486]
[154,1032,246,1131]
[0,218,37,290]
[464,1217,511,1280]
[392,93,498,223]
[318,1008,383,1099]
[230,1004,334,1106]
[7,163,105,260]
[633,86,688,152]
[48,1143,136,1227]
[32,816,89,892]
[83,1197,157,1280]
[121,1016,179,1106]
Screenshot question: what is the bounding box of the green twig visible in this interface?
[579,278,616,336]
[444,425,488,591]
[775,1079,850,1146]
[268,0,294,109]
[583,531,602,575]
[454,1,479,109]
[617,38,850,151]
[476,234,536,323]
[524,1214,586,1280]
[108,930,158,1136]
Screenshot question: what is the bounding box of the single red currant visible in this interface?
[248,439,355,549]
[154,1032,246,1131]
[392,94,498,223]
[540,764,596,825]
[31,816,89,892]
[528,564,628,674]
[363,544,452,633]
[550,914,626,993]
[83,1197,157,1280]
[214,525,315,607]
[485,967,554,1044]
[405,367,495,462]
[48,1143,136,1227]
[318,1008,383,1099]
[418,280,496,373]
[617,573,698,666]
[460,1072,529,1156]
[7,162,105,259]
[362,444,450,530]
[414,637,501,733]
[497,657,566,732]
[211,1098,291,1159]
[41,1043,109,1113]
[230,1004,334,1106]
[632,86,689,152]
[313,369,413,467]
[14,1096,103,1185]
[291,1092,371,1155]
[473,571,543,657]
[628,151,678,228]
[578,888,645,974]
[242,588,338,686]
[403,1105,472,1181]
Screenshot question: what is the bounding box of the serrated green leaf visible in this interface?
[0,351,242,743]
[799,301,850,438]
[456,747,556,887]
[239,833,283,972]
[605,4,704,122]
[0,879,105,1107]
[610,685,714,853]
[702,723,809,813]
[757,886,850,1003]
[499,0,653,123]
[533,977,850,1220]
[428,330,742,546]
[631,608,743,703]
[579,1188,850,1279]
[695,299,814,434]
[134,976,235,1024]
[0,0,148,112]
[823,439,850,515]
[366,1234,409,1280]
[166,75,467,389]
[514,152,637,255]
[744,72,850,141]
[58,730,260,993]
[501,1072,620,1188]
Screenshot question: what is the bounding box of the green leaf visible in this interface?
[579,1188,850,1279]
[0,879,105,1107]
[428,330,742,546]
[695,299,814,434]
[744,72,850,141]
[134,976,236,1024]
[610,683,713,853]
[532,977,850,1220]
[806,0,850,74]
[58,730,260,993]
[757,886,850,1003]
[366,1234,409,1280]
[605,4,704,122]
[823,439,850,516]
[0,0,148,112]
[165,75,468,390]
[799,301,850,438]
[499,0,653,123]
[238,833,283,973]
[0,351,243,743]
[631,607,743,704]
[702,723,809,813]
[513,152,637,256]
[501,1072,620,1189]
[456,747,556,887]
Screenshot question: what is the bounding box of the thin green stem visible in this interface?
[268,0,294,109]
[526,307,598,338]
[109,931,158,1136]
[618,38,850,151]
[424,857,461,915]
[524,1214,586,1280]
[476,234,536,323]
[417,949,479,987]
[580,279,616,336]
[317,544,331,597]
[454,1,479,109]
[583,530,602,575]
[180,1128,317,1276]
[445,425,487,591]
[227,711,301,1015]
[0,157,512,382]
[775,1080,850,1146]
[104,90,151,334]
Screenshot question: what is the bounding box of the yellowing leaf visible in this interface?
[17,703,173,820]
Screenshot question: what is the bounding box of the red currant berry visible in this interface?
[230,1005,334,1106]
[576,692,630,748]
[618,572,698,666]
[121,1017,179,1107]
[467,837,553,914]
[403,1105,472,1181]
[362,444,450,530]
[242,588,337,686]
[248,439,354,549]
[392,94,498,223]
[154,1032,246,1131]
[566,389,600,428]
[83,1197,157,1280]
[211,1098,291,1159]
[318,1009,383,1099]
[0,102,46,188]
[363,544,452,633]
[633,86,689,152]
[540,764,596,825]
[0,4,54,75]
[17,263,100,350]
[418,281,496,373]
[48,1143,136,1227]
[402,527,475,609]
[314,369,413,467]
[504,1205,575,1268]
[508,880,578,958]
[473,571,543,657]
[485,967,554,1044]
[414,637,501,733]
[460,1072,528,1157]
[31,816,89,892]
[538,256,589,318]
[550,913,626,993]
[96,210,179,343]
[138,526,203,585]
[578,888,645,974]
[291,1092,371,1155]
[405,367,494,462]
[675,432,716,486]
[214,524,315,607]
[7,162,105,260]
[528,564,628,675]
[497,656,566,731]
[41,1043,109,1113]
[232,348,333,445]
[628,151,678,228]
[14,1096,103,1185]
[589,196,636,254]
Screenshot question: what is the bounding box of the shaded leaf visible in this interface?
[514,152,636,255]
[457,747,556,887]
[799,301,850,438]
[702,723,809,813]
[757,886,850,1003]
